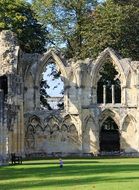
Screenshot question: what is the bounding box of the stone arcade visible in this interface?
[0,30,139,164]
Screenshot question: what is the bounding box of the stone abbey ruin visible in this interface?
[0,30,139,164]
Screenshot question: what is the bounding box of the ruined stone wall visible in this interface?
[24,111,82,156]
[1,30,139,160]
[0,30,19,75]
[0,31,24,164]
[23,47,139,156]
[0,90,8,164]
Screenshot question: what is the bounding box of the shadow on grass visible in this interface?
[1,164,139,179]
[1,159,139,189]
[0,175,139,190]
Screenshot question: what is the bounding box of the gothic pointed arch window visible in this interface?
[40,59,64,110]
[97,58,121,104]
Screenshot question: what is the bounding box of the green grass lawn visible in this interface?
[0,158,139,190]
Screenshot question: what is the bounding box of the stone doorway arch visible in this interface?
[99,117,120,152]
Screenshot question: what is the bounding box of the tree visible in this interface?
[40,79,52,110]
[113,0,139,6]
[84,0,139,59]
[33,0,139,60]
[32,0,99,58]
[0,0,47,53]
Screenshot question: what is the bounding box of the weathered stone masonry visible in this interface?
[0,30,139,164]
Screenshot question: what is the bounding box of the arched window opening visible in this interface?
[40,62,64,110]
[114,79,121,103]
[97,59,121,104]
[100,117,120,152]
[0,75,8,98]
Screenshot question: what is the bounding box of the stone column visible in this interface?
[136,70,139,108]
[92,87,97,104]
[0,90,8,165]
[20,104,24,155]
[16,105,24,155]
[112,85,115,104]
[0,90,4,158]
[103,85,106,104]
[16,115,19,153]
[121,86,126,106]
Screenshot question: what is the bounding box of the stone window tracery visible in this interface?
[97,59,121,104]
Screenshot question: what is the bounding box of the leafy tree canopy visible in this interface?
[33,0,139,60]
[84,0,139,59]
[113,0,139,6]
[0,0,47,53]
[32,0,99,58]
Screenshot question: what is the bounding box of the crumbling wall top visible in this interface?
[0,30,19,76]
